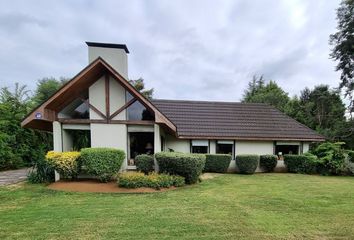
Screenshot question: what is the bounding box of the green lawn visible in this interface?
[1,174,354,240]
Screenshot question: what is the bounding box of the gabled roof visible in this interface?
[21,58,176,132]
[152,99,325,141]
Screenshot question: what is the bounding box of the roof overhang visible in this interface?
[21,57,177,133]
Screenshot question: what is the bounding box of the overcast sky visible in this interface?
[0,0,342,101]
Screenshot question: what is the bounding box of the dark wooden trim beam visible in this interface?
[109,98,137,120]
[78,97,107,120]
[109,120,155,125]
[57,118,155,125]
[105,74,110,121]
[58,118,106,124]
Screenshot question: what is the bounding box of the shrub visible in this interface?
[204,154,231,173]
[260,155,278,172]
[45,151,81,179]
[27,156,55,183]
[311,142,346,175]
[236,154,259,174]
[284,153,319,174]
[117,172,185,190]
[135,154,154,174]
[155,152,205,184]
[80,148,125,182]
[345,150,354,175]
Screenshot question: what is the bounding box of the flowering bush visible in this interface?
[117,172,185,190]
[45,151,81,179]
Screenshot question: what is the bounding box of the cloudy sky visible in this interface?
[0,0,342,101]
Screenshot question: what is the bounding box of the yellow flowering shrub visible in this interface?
[45,151,81,179]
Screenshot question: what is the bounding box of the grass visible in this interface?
[1,174,354,239]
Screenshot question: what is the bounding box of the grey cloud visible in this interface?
[0,0,342,102]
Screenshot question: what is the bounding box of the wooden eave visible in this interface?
[21,57,177,133]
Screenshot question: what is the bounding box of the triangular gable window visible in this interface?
[58,91,90,119]
[126,92,154,121]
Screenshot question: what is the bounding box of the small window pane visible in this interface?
[192,146,208,153]
[127,101,154,121]
[216,144,233,155]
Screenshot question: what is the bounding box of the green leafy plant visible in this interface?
[344,150,354,175]
[236,154,259,174]
[283,154,319,174]
[27,155,55,183]
[135,154,154,174]
[311,142,346,175]
[204,154,231,173]
[259,155,278,172]
[45,151,81,179]
[80,148,125,182]
[117,172,185,190]
[155,152,205,184]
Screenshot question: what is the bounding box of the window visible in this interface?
[216,140,233,156]
[191,140,209,153]
[59,98,89,119]
[275,143,300,160]
[126,92,154,121]
[128,132,154,166]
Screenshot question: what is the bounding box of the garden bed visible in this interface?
[48,179,176,193]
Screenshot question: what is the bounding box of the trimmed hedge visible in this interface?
[236,154,259,174]
[284,153,318,174]
[135,154,154,174]
[155,152,205,184]
[45,151,81,179]
[204,154,231,173]
[117,172,185,190]
[80,148,125,182]
[260,155,278,172]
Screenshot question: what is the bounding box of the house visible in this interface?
[21,42,325,180]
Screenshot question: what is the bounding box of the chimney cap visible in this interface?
[85,41,129,53]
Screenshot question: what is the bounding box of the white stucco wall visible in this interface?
[165,135,190,153]
[109,77,126,120]
[89,77,106,120]
[90,123,128,170]
[303,143,310,153]
[88,46,128,79]
[235,141,274,155]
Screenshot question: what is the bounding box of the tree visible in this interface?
[0,83,51,170]
[32,77,68,106]
[128,78,154,99]
[286,85,349,143]
[329,0,354,115]
[242,75,289,111]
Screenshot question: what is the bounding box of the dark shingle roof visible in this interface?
[151,99,325,141]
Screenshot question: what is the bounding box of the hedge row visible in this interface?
[80,148,125,182]
[204,154,231,173]
[117,172,185,190]
[155,152,205,184]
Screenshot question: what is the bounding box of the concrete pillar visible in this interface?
[53,121,62,181]
[154,124,161,172]
[209,140,216,154]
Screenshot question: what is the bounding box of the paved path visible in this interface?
[0,168,30,186]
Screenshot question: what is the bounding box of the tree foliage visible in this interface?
[32,77,68,105]
[0,83,51,170]
[329,0,354,113]
[242,75,289,112]
[128,78,154,99]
